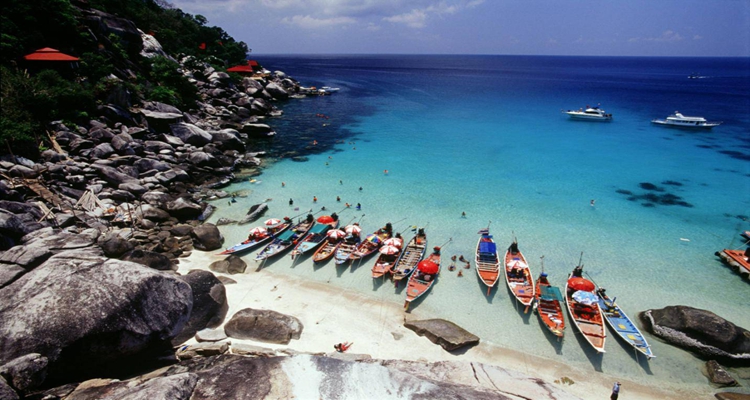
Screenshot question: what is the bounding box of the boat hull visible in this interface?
[392,233,427,283]
[597,292,654,359]
[504,243,535,309]
[564,272,606,353]
[535,277,565,338]
[404,252,440,309]
[218,222,291,255]
[475,235,500,291]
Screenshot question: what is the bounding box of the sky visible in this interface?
[169,0,750,57]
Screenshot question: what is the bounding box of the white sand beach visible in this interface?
[179,250,706,400]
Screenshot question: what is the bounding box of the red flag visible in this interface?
[199,43,206,50]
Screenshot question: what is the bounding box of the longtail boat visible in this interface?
[534,267,565,338]
[372,235,404,279]
[715,248,750,280]
[475,228,500,296]
[334,224,363,265]
[596,287,654,359]
[349,222,392,262]
[290,214,339,260]
[254,214,316,262]
[504,239,536,312]
[564,264,606,353]
[312,228,347,263]
[391,228,427,285]
[404,246,442,310]
[218,218,291,255]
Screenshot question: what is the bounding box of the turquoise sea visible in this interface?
[208,55,750,393]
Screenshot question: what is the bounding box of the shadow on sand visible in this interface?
[571,330,605,372]
[535,314,565,355]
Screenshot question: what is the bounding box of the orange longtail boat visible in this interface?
[534,264,565,338]
[564,263,606,353]
[504,239,536,312]
[404,246,442,310]
[475,228,500,296]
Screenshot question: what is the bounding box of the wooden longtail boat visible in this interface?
[290,214,339,260]
[218,218,291,255]
[312,228,347,263]
[475,229,501,296]
[564,265,606,353]
[391,228,427,284]
[596,287,654,359]
[372,235,404,279]
[349,222,392,262]
[715,248,750,280]
[504,240,536,312]
[534,270,565,338]
[404,246,441,310]
[254,214,316,262]
[334,224,362,265]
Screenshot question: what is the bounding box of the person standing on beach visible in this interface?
[610,382,620,400]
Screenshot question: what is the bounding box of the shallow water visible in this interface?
[209,55,750,393]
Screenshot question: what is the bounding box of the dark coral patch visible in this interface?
[697,144,714,149]
[616,189,633,195]
[662,180,683,186]
[639,182,665,192]
[641,203,656,208]
[719,150,750,162]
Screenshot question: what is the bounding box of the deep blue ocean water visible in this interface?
[209,55,750,393]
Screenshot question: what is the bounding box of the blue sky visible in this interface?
[169,0,750,56]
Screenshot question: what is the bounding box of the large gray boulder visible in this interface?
[224,308,303,345]
[0,228,99,270]
[705,360,737,387]
[187,151,222,168]
[640,306,750,362]
[0,353,48,393]
[65,372,198,400]
[404,319,480,352]
[121,249,174,271]
[239,123,275,137]
[208,255,246,274]
[90,164,138,185]
[165,198,203,220]
[264,82,288,100]
[169,123,212,147]
[172,270,228,345]
[190,224,223,251]
[0,248,192,382]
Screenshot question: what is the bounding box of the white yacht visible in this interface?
[321,86,340,92]
[564,106,612,121]
[651,112,721,129]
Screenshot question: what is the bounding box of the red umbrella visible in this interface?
[327,229,346,239]
[379,244,401,255]
[345,224,362,235]
[417,259,439,274]
[317,215,334,224]
[567,277,595,292]
[384,237,403,247]
[248,227,266,236]
[264,218,281,227]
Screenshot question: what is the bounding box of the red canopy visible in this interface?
[227,60,260,73]
[317,215,334,224]
[567,277,595,292]
[417,259,439,274]
[23,48,79,61]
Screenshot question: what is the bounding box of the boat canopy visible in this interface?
[277,230,296,241]
[309,223,329,234]
[540,285,563,301]
[479,241,496,254]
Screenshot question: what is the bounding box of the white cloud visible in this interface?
[281,14,357,29]
[383,9,428,28]
[628,30,684,43]
[693,34,703,40]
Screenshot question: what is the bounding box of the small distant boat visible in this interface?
[391,228,428,285]
[372,235,404,279]
[504,239,536,312]
[255,214,316,262]
[651,111,721,128]
[564,263,606,353]
[218,218,291,255]
[596,287,655,359]
[321,86,340,92]
[349,223,392,262]
[564,105,613,121]
[404,246,442,310]
[334,224,363,265]
[476,228,501,296]
[290,214,340,260]
[534,267,565,338]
